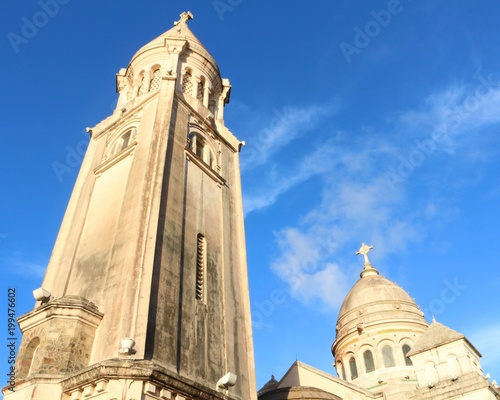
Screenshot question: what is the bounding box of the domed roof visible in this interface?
[334,244,427,342]
[338,273,418,318]
[336,243,425,327]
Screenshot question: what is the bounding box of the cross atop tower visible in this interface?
[174,11,194,26]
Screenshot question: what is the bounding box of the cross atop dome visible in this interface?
[356,242,373,265]
[174,11,194,26]
[356,242,379,277]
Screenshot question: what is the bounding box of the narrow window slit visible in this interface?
[196,234,206,301]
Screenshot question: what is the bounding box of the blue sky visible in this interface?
[2,0,500,394]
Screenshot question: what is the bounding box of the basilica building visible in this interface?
[258,244,500,399]
[4,11,499,400]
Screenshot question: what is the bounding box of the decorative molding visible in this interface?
[94,142,137,177]
[185,148,225,186]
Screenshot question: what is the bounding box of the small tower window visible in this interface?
[195,137,205,159]
[402,344,413,366]
[110,129,134,157]
[188,132,217,171]
[138,74,148,96]
[363,349,375,373]
[197,77,205,101]
[338,362,346,380]
[382,345,396,367]
[349,357,358,380]
[182,70,193,96]
[196,234,206,301]
[149,68,161,92]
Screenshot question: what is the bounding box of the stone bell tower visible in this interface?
[5,12,256,400]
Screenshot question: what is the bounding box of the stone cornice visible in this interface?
[61,359,235,400]
[18,296,103,332]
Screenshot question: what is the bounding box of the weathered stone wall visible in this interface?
[16,296,102,381]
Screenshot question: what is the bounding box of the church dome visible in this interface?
[336,273,425,336]
[340,274,415,314]
[331,244,428,391]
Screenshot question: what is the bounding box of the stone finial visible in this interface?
[174,11,194,26]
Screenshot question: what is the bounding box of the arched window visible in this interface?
[349,357,358,380]
[149,68,161,92]
[382,345,395,367]
[196,234,206,301]
[182,70,193,96]
[402,344,413,366]
[109,129,134,157]
[188,132,216,170]
[20,337,40,377]
[363,349,375,373]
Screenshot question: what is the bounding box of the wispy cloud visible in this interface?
[0,233,8,244]
[398,74,500,153]
[271,227,349,309]
[240,103,337,171]
[4,255,47,279]
[243,133,343,214]
[243,76,500,309]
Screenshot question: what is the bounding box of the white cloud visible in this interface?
[240,103,337,170]
[244,77,500,310]
[243,134,343,214]
[5,255,47,278]
[270,228,349,309]
[399,75,500,153]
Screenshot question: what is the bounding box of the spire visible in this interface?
[356,242,379,277]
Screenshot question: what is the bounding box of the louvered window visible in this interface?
[196,234,206,301]
[149,69,161,91]
[182,71,193,96]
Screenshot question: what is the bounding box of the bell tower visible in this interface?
[6,12,256,400]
